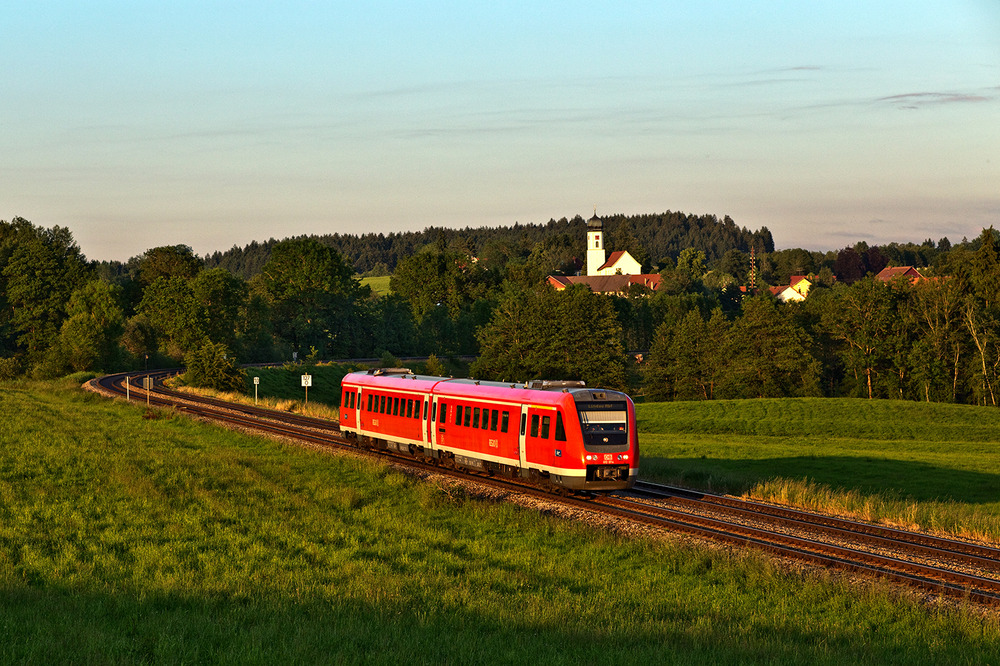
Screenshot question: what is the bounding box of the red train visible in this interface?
[339,368,638,491]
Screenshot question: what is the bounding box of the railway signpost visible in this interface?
[301,374,312,404]
[254,376,259,404]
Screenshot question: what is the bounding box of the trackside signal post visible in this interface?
[301,374,312,404]
[254,376,260,404]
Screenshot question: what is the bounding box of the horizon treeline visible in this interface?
[2,212,998,407]
[202,211,774,280]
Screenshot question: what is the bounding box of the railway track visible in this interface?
[88,370,1000,607]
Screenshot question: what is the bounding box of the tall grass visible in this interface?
[637,398,1000,542]
[170,384,341,420]
[0,380,998,663]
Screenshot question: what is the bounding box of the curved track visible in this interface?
[88,370,1000,607]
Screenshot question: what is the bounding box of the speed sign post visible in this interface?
[301,374,312,404]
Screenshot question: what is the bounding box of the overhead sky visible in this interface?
[2,2,998,262]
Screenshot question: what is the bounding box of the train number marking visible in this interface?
[488,439,499,448]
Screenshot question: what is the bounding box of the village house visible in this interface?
[875,266,925,284]
[768,275,812,303]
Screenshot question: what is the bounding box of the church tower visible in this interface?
[586,211,605,276]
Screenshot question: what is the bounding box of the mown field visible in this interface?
[0,378,998,664]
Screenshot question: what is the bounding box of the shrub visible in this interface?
[183,342,246,392]
[0,356,23,380]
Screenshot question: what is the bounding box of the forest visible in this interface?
[1,212,997,406]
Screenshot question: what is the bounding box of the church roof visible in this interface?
[597,251,628,272]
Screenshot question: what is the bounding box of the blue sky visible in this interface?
[2,2,998,261]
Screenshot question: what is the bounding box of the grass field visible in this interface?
[1,379,998,663]
[360,275,391,295]
[240,363,356,407]
[637,398,1000,543]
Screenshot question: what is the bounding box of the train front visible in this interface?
[568,389,638,491]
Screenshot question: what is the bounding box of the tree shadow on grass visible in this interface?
[1,583,996,664]
[641,455,1000,505]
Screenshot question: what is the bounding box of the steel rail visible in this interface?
[632,480,1000,568]
[593,494,1000,605]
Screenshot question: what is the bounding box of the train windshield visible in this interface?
[577,401,629,449]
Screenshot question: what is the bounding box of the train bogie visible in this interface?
[339,369,638,492]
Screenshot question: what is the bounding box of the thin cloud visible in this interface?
[877,91,993,109]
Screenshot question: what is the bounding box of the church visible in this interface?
[546,213,661,295]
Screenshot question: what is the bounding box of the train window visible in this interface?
[379,395,386,413]
[406,400,413,418]
[490,409,499,431]
[473,407,481,428]
[439,403,447,423]
[455,405,463,426]
[464,406,471,427]
[555,412,566,441]
[541,415,551,439]
[349,392,355,409]
[367,394,373,411]
[396,398,403,416]
[422,400,428,419]
[520,413,526,436]
[501,411,509,433]
[530,414,539,437]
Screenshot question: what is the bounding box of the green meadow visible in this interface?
[0,378,998,664]
[637,398,1000,542]
[360,275,392,296]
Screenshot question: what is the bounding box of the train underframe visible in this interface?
[345,431,632,493]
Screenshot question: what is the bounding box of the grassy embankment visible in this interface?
[0,376,998,663]
[638,398,1000,543]
[172,360,467,419]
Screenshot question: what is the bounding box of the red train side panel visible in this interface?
[339,369,638,491]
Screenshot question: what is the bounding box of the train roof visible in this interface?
[342,369,630,405]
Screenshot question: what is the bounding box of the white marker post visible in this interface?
[254,376,260,405]
[301,374,312,404]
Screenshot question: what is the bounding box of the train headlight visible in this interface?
[623,454,629,461]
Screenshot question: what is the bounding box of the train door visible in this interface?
[424,396,433,449]
[518,404,529,469]
[355,388,362,433]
